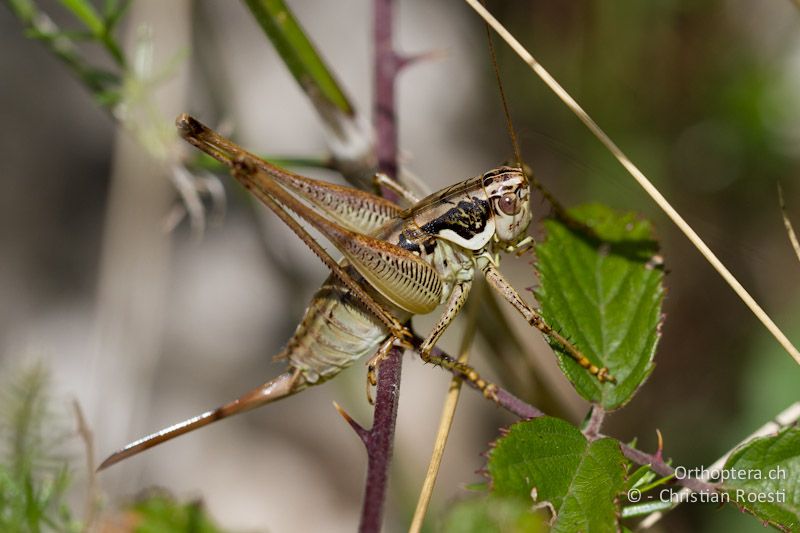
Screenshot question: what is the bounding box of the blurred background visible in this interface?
[1,0,799,531]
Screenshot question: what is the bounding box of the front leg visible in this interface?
[479,258,614,383]
[418,280,472,356]
[415,281,497,398]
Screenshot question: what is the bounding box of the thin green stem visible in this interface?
[241,0,353,115]
[240,0,378,189]
[6,0,125,108]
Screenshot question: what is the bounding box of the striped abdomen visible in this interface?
[276,271,410,384]
[277,200,480,384]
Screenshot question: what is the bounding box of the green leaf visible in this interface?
[625,464,655,491]
[487,417,627,532]
[722,425,800,531]
[534,203,664,409]
[635,472,675,494]
[441,497,547,533]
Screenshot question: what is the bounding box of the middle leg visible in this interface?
[414,280,499,399]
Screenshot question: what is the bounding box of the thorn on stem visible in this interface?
[396,49,447,71]
[333,401,369,445]
[72,399,99,528]
[655,428,664,462]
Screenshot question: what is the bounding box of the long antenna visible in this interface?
[466,0,800,366]
[484,23,522,169]
[483,17,588,234]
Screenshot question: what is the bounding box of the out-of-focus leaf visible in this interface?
[131,494,225,533]
[59,0,104,36]
[535,203,664,409]
[722,425,800,531]
[441,496,547,533]
[463,481,489,492]
[625,464,655,491]
[103,0,131,30]
[28,28,95,41]
[621,500,674,518]
[487,417,626,532]
[59,0,125,65]
[0,365,79,532]
[94,88,122,108]
[191,152,332,173]
[7,0,37,22]
[6,0,127,100]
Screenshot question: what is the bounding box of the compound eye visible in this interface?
[498,192,520,215]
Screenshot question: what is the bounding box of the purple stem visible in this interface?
[358,349,402,533]
[427,342,718,495]
[618,442,716,494]
[583,404,606,440]
[373,0,398,179]
[356,1,402,531]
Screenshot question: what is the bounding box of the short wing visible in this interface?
[237,163,443,315]
[178,115,443,315]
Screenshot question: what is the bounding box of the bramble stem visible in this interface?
[373,0,398,180]
[582,405,605,440]
[355,1,402,531]
[638,402,800,529]
[357,349,403,533]
[426,341,717,495]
